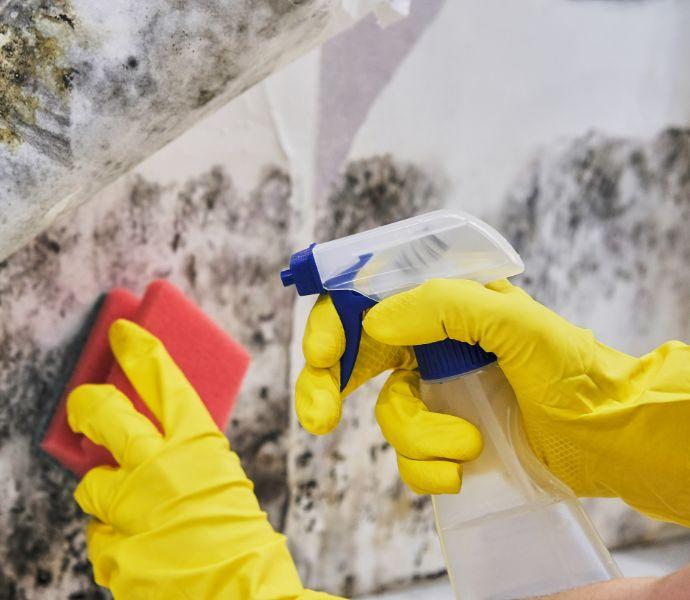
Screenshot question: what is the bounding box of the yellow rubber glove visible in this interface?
[67,319,341,600]
[295,295,483,495]
[363,279,690,527]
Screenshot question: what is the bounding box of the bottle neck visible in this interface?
[414,339,497,382]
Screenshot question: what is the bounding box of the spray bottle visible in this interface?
[281,209,620,599]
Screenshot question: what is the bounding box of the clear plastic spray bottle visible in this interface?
[281,210,620,599]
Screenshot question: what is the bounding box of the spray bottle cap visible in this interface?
[415,339,496,381]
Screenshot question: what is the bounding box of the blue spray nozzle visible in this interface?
[280,244,324,296]
[280,269,295,287]
[281,244,375,391]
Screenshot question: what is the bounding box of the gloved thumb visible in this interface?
[363,279,531,365]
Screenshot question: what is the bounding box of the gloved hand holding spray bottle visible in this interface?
[281,210,620,599]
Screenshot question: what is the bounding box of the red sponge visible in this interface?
[40,288,140,474]
[40,280,250,476]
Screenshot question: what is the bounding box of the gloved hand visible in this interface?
[68,319,340,600]
[295,295,483,495]
[363,279,690,527]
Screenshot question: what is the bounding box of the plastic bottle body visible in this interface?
[421,363,620,600]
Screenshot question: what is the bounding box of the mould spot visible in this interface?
[36,568,53,586]
[502,128,690,347]
[319,155,442,239]
[195,88,215,108]
[0,0,75,162]
[60,67,76,91]
[171,231,181,251]
[0,164,296,594]
[57,13,76,29]
[296,450,313,468]
[184,254,197,288]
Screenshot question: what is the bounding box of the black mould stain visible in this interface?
[290,156,443,596]
[134,165,293,530]
[296,449,313,468]
[195,88,216,109]
[266,0,318,19]
[0,223,103,597]
[0,0,76,162]
[319,155,442,240]
[501,128,690,333]
[2,154,446,597]
[0,163,293,596]
[0,349,103,598]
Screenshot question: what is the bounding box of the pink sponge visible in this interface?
[40,280,250,476]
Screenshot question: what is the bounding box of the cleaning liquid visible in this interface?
[418,358,620,599]
[281,209,620,599]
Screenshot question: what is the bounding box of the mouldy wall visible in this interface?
[0,0,339,260]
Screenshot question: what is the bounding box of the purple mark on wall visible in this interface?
[316,0,446,200]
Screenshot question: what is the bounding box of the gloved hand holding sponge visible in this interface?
[297,278,690,527]
[67,320,340,600]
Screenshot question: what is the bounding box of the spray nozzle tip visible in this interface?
[280,268,295,288]
[280,244,324,296]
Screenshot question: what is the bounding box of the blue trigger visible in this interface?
[330,290,377,391]
[281,246,377,391]
[322,252,376,391]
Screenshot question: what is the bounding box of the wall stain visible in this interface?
[500,128,690,546]
[292,156,445,596]
[502,128,690,339]
[1,0,336,263]
[0,164,292,597]
[2,154,447,597]
[0,1,75,162]
[318,154,441,239]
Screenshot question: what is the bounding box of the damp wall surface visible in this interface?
[0,0,344,261]
[1,0,690,598]
[0,164,296,598]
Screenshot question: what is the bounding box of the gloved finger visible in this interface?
[295,363,342,435]
[376,370,483,462]
[485,278,513,293]
[363,279,522,360]
[86,519,120,587]
[303,295,345,368]
[108,319,217,440]
[486,278,533,301]
[68,384,164,468]
[397,453,463,495]
[74,465,124,523]
[341,333,417,396]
